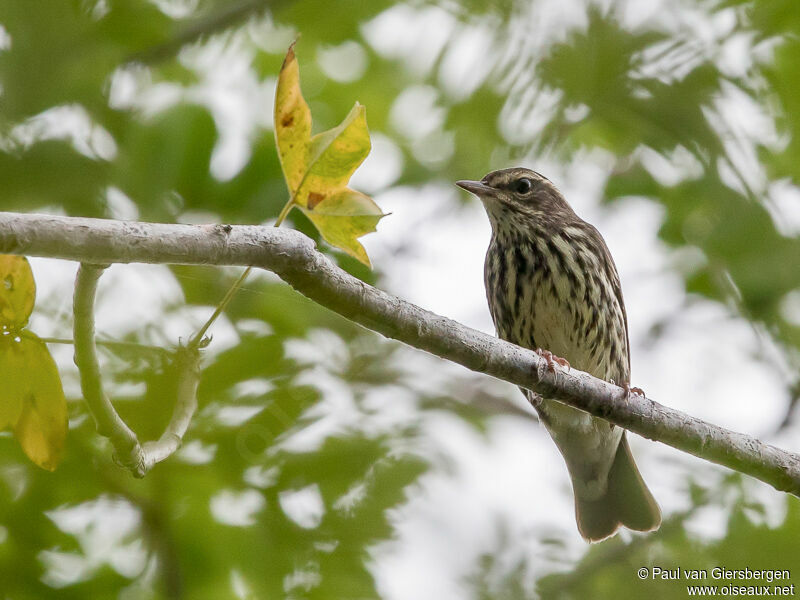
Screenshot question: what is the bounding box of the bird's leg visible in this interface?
[535,348,571,373]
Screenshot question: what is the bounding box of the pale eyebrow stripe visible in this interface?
[531,170,551,182]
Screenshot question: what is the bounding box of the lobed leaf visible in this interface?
[0,255,36,329]
[300,189,385,266]
[273,44,384,266]
[297,103,371,209]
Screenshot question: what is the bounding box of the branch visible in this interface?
[41,336,171,359]
[140,345,200,465]
[4,211,800,495]
[73,263,146,473]
[126,0,273,65]
[72,261,201,476]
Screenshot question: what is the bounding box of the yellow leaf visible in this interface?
[274,42,312,196]
[300,189,386,266]
[0,255,36,329]
[273,43,383,266]
[295,103,371,208]
[0,332,26,429]
[0,332,67,471]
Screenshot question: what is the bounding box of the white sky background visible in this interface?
[15,0,800,596]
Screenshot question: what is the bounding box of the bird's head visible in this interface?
[456,167,575,230]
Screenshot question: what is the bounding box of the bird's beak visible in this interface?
[456,180,497,197]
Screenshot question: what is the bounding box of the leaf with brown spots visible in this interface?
[301,189,385,266]
[273,43,385,266]
[294,102,371,209]
[274,42,312,196]
[308,192,326,209]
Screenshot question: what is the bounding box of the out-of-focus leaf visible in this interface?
[537,7,664,108]
[113,104,217,221]
[536,9,722,159]
[606,164,800,348]
[761,40,800,184]
[276,0,394,43]
[0,140,109,215]
[0,255,35,329]
[0,254,65,472]
[720,0,800,40]
[0,333,25,429]
[537,491,800,600]
[0,332,67,470]
[273,43,384,266]
[0,0,170,121]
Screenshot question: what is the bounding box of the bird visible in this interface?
[456,167,661,542]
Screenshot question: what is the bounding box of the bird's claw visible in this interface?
[526,390,543,409]
[624,383,646,398]
[535,348,570,373]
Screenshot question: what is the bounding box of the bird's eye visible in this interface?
[514,178,533,195]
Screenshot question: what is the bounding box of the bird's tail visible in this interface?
[574,433,661,542]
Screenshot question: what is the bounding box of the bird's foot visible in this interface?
[623,382,646,398]
[526,390,543,409]
[535,348,570,373]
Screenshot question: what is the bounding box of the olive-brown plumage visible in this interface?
[457,168,661,541]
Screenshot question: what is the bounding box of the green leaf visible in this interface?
[0,255,36,329]
[0,332,67,471]
[300,189,385,266]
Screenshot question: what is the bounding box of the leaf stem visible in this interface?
[274,199,295,228]
[188,202,295,349]
[37,335,170,357]
[188,265,252,348]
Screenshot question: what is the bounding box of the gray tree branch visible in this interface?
[3,210,800,494]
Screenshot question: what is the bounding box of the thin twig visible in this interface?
[5,211,800,495]
[140,344,201,467]
[72,262,202,476]
[189,195,294,348]
[40,335,170,358]
[188,266,251,349]
[73,263,146,475]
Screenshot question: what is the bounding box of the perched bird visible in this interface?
[457,168,661,542]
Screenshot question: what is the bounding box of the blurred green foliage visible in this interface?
[537,477,800,599]
[1,0,800,597]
